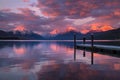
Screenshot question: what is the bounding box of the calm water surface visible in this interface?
[0,41,120,80]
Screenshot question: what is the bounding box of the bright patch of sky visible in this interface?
[65,17,95,26]
[0,0,37,13]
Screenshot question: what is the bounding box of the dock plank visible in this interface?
[77,44,120,51]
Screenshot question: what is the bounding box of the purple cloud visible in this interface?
[0,0,120,34]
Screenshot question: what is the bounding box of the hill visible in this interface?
[0,30,44,40]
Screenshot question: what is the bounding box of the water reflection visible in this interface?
[0,41,120,80]
[91,50,94,65]
[83,49,86,57]
[37,62,120,80]
[50,43,73,55]
[13,45,26,55]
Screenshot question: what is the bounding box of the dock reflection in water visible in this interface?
[0,41,120,80]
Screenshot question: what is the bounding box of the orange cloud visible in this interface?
[42,11,50,17]
[81,23,114,34]
[91,24,114,31]
[100,25,114,31]
[66,25,76,32]
[81,29,89,34]
[14,25,27,32]
[42,11,59,18]
[91,25,99,31]
[114,9,120,16]
[50,29,59,35]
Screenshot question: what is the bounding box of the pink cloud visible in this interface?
[22,0,29,2]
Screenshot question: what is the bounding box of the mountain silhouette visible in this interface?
[0,28,120,40]
[0,30,44,40]
[85,28,120,40]
[49,30,83,40]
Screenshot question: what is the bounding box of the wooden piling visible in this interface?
[91,50,94,65]
[74,34,76,60]
[83,37,86,57]
[83,50,86,57]
[91,34,94,50]
[83,37,86,44]
[91,34,94,65]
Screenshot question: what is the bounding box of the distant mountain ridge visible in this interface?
[0,30,44,40]
[88,28,120,40]
[48,30,83,40]
[0,28,120,40]
[47,28,120,40]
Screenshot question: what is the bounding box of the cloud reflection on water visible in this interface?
[0,41,120,80]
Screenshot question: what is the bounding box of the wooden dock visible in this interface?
[76,44,120,53]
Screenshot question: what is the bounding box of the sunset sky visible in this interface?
[0,0,120,35]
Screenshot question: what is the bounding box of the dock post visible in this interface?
[91,34,94,49]
[91,34,94,65]
[83,50,86,57]
[83,37,86,57]
[74,34,76,60]
[91,50,94,65]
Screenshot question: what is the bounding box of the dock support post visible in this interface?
[83,37,86,57]
[74,34,76,60]
[83,37,86,45]
[91,34,94,65]
[91,34,94,49]
[91,50,94,65]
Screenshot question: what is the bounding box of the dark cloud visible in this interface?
[36,0,120,32]
[0,8,69,33]
[0,11,24,22]
[37,0,120,18]
[0,10,48,32]
[0,0,120,34]
[0,8,11,12]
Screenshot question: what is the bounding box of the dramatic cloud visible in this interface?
[0,0,120,34]
[36,0,120,33]
[0,8,69,34]
[0,9,50,32]
[37,0,120,18]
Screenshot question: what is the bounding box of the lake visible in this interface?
[0,40,120,80]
